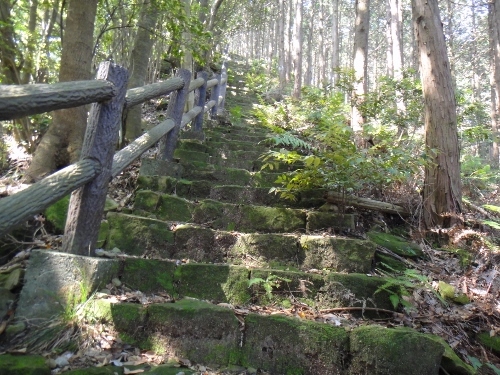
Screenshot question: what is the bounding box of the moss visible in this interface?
[134,190,160,212]
[317,273,397,312]
[300,236,376,273]
[175,263,250,304]
[96,220,109,248]
[242,313,349,374]
[173,224,226,262]
[478,332,500,354]
[367,231,424,258]
[120,258,176,295]
[146,299,240,366]
[174,149,210,163]
[306,212,355,231]
[239,205,306,233]
[348,326,444,375]
[438,281,470,304]
[375,252,407,272]
[229,233,300,268]
[426,335,475,375]
[0,354,50,375]
[156,194,194,222]
[62,367,123,374]
[177,140,209,153]
[105,213,174,257]
[45,195,70,232]
[251,171,281,187]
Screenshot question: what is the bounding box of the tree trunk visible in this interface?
[124,0,158,142]
[25,0,99,182]
[412,0,462,228]
[291,0,303,99]
[331,0,340,85]
[351,0,370,136]
[278,0,286,92]
[489,0,500,169]
[317,0,325,86]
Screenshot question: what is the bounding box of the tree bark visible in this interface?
[489,0,500,169]
[351,0,370,136]
[412,0,462,228]
[124,0,158,142]
[278,0,286,92]
[292,0,303,99]
[330,0,340,85]
[25,0,99,182]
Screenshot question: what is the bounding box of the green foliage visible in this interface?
[257,81,428,198]
[245,59,279,94]
[467,356,500,374]
[375,269,447,311]
[229,106,243,124]
[248,274,291,300]
[461,155,499,193]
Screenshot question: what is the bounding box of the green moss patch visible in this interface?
[105,212,174,257]
[175,264,251,304]
[0,354,50,375]
[154,194,194,222]
[478,332,500,355]
[367,231,423,258]
[348,326,444,375]
[306,212,355,231]
[120,258,176,295]
[300,236,376,273]
[177,140,210,153]
[174,149,210,164]
[426,335,475,375]
[242,314,349,374]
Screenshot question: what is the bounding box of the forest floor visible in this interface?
[0,75,500,374]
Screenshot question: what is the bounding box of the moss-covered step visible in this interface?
[300,236,376,273]
[206,139,268,152]
[0,354,50,375]
[205,130,269,143]
[306,211,356,231]
[133,192,307,233]
[249,269,397,311]
[63,364,197,375]
[138,169,282,189]
[82,298,469,375]
[367,231,424,258]
[173,148,211,164]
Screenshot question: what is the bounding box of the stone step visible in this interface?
[132,192,355,233]
[204,130,269,143]
[139,160,281,187]
[102,212,374,273]
[177,139,268,153]
[136,175,325,208]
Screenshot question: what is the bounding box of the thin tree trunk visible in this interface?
[351,0,370,136]
[25,0,99,182]
[124,0,158,142]
[331,0,340,84]
[489,0,500,169]
[317,0,325,86]
[292,0,303,99]
[412,0,462,228]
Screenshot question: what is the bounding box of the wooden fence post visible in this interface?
[158,69,191,161]
[62,62,128,256]
[218,63,228,114]
[210,73,221,118]
[193,71,208,132]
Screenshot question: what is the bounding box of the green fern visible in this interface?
[264,132,315,151]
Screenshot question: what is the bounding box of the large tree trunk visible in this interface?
[124,0,158,142]
[25,0,99,182]
[489,0,500,169]
[330,0,340,85]
[412,0,462,228]
[291,0,303,99]
[351,0,370,136]
[278,0,286,92]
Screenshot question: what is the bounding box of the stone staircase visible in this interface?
[12,60,473,374]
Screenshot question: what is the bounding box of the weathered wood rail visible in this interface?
[0,61,228,255]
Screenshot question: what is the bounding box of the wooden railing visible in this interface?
[0,61,228,255]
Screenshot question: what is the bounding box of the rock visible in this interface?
[0,354,50,375]
[111,278,122,287]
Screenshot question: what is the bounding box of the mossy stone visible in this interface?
[96,220,109,248]
[348,326,444,375]
[367,231,424,258]
[174,149,210,164]
[0,354,50,375]
[156,194,194,222]
[120,258,176,295]
[426,335,475,375]
[242,313,349,374]
[175,263,251,304]
[134,190,160,212]
[300,236,375,273]
[146,299,240,366]
[375,252,407,272]
[229,233,300,268]
[239,205,306,233]
[173,224,231,262]
[306,212,355,231]
[177,140,209,153]
[105,212,174,257]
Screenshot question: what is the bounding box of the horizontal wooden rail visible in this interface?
[124,77,184,108]
[112,119,175,177]
[188,77,205,92]
[0,80,116,121]
[206,78,219,88]
[0,159,101,235]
